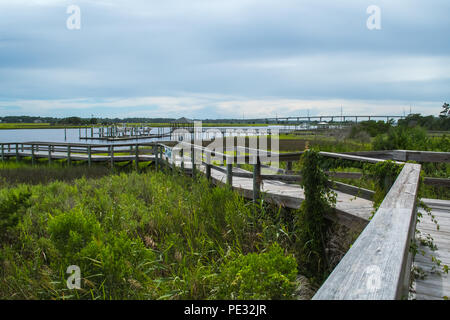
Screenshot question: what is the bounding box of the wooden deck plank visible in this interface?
[411,201,450,300]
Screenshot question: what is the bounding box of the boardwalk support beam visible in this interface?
[135,144,139,171]
[253,158,261,201]
[227,156,233,187]
[67,146,71,166]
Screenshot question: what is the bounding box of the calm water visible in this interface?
[0,125,306,145]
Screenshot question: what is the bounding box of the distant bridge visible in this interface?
[228,115,405,124]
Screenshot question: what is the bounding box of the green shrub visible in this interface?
[372,126,428,151]
[364,160,404,212]
[350,120,393,138]
[0,169,308,300]
[47,206,101,261]
[79,232,156,298]
[212,243,298,300]
[0,187,31,240]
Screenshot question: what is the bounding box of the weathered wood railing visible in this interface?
[165,142,389,204]
[2,141,448,191]
[346,150,450,163]
[1,140,447,204]
[313,163,421,299]
[0,141,163,169]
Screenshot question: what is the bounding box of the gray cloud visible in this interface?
[0,0,448,117]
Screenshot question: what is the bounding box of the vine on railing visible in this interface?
[412,168,449,289]
[294,149,337,284]
[363,160,404,217]
[362,160,448,297]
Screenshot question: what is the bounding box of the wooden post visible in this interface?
[205,149,212,181]
[227,156,233,187]
[135,144,139,171]
[1,144,4,162]
[253,158,261,201]
[160,146,164,169]
[67,145,71,166]
[110,145,114,168]
[48,145,52,164]
[31,144,35,165]
[180,148,184,171]
[206,163,211,181]
[286,161,293,171]
[155,145,159,171]
[191,145,196,177]
[15,143,19,162]
[88,145,92,167]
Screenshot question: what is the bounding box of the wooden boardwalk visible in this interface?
[171,158,373,231]
[412,199,450,300]
[3,150,155,162]
[209,165,373,222]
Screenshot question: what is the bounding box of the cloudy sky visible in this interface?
[0,0,448,119]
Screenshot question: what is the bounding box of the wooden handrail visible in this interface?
[313,163,421,300]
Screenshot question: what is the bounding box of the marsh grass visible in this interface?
[0,160,136,186]
[0,166,301,300]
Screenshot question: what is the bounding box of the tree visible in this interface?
[440,103,449,119]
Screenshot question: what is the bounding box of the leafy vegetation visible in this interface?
[212,243,298,299]
[349,120,394,138]
[397,104,450,131]
[0,168,305,300]
[363,160,404,213]
[372,126,449,152]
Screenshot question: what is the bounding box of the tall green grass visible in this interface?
[0,169,300,300]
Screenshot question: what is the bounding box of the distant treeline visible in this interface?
[350,113,449,139]
[0,116,268,125]
[0,116,177,125]
[1,103,449,127]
